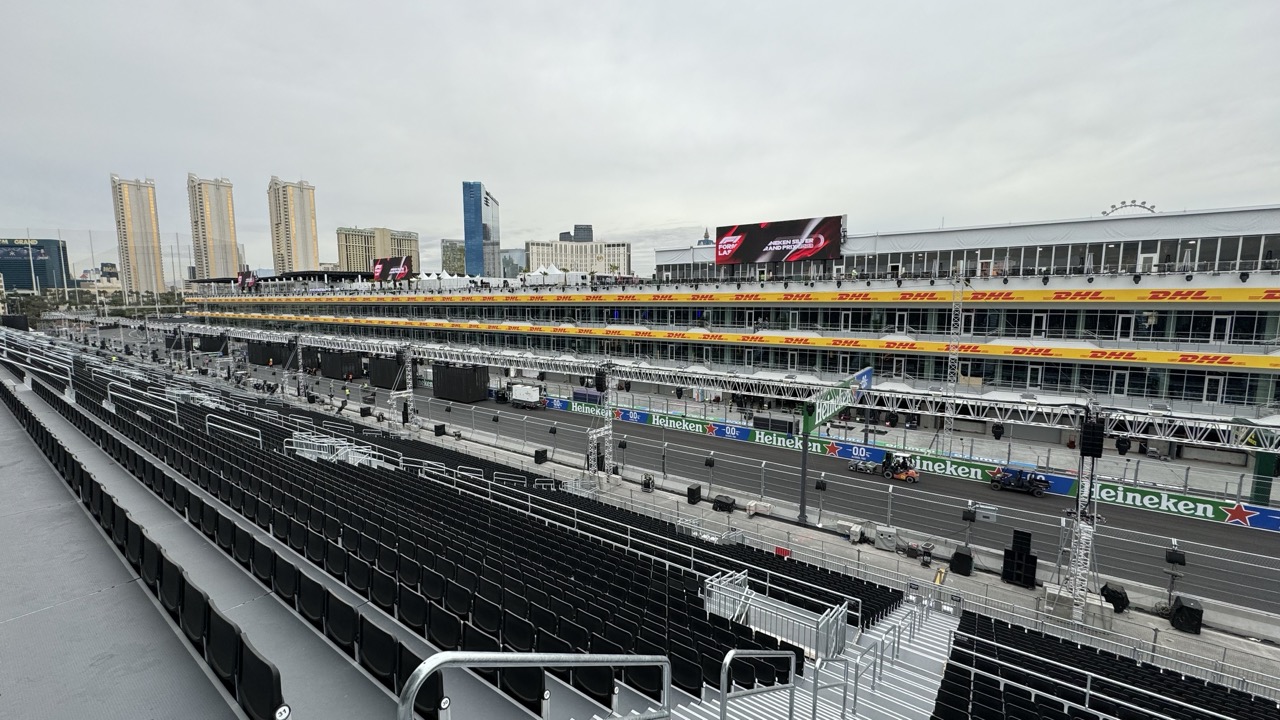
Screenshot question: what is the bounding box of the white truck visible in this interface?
[510,383,545,410]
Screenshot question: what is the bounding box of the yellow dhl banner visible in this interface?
[188,287,1280,306]
[189,311,1280,370]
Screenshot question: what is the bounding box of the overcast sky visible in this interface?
[2,1,1277,276]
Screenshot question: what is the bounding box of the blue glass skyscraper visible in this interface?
[462,181,500,276]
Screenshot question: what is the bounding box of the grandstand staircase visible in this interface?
[840,600,958,720]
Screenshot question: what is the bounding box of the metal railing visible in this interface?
[924,584,1280,702]
[717,649,797,720]
[397,651,672,720]
[810,655,851,720]
[949,629,1251,720]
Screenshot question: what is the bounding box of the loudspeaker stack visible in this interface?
[1170,596,1203,634]
[1001,529,1038,589]
[686,484,702,505]
[1081,420,1105,458]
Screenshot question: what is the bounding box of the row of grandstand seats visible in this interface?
[930,611,1279,720]
[30,371,453,718]
[536,487,903,628]
[64,364,803,712]
[179,377,904,629]
[1,376,286,720]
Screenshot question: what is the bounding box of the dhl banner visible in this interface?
[188,286,1280,306]
[189,310,1280,370]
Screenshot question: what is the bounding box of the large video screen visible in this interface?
[236,271,258,289]
[371,255,414,282]
[715,215,844,265]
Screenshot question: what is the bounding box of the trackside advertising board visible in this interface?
[715,216,844,265]
[543,398,1280,531]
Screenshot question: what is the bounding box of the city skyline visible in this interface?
[3,3,1278,280]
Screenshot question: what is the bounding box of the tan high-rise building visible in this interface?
[336,227,420,273]
[267,177,319,274]
[440,238,465,275]
[109,174,166,296]
[187,174,240,278]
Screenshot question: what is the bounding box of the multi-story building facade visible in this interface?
[336,227,420,273]
[440,238,466,275]
[186,204,1280,442]
[267,177,319,274]
[462,182,500,276]
[500,248,527,278]
[525,240,632,275]
[572,224,593,243]
[187,174,240,279]
[109,174,166,296]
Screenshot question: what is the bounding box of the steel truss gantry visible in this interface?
[94,318,1280,453]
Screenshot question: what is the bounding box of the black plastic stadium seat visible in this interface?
[273,556,300,607]
[396,586,429,636]
[159,552,184,620]
[250,537,275,586]
[371,568,397,613]
[206,603,240,694]
[237,636,284,720]
[396,643,445,720]
[324,590,358,658]
[358,615,398,691]
[427,602,461,652]
[180,579,210,653]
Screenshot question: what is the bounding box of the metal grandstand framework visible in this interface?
[68,318,1280,453]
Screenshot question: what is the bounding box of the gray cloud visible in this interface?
[1,1,1277,277]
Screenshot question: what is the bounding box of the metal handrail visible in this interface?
[397,651,672,720]
[718,649,797,720]
[204,413,263,449]
[811,655,851,720]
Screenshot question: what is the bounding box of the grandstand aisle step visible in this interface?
[843,601,959,720]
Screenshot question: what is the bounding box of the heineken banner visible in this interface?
[542,398,1279,531]
[1092,483,1280,530]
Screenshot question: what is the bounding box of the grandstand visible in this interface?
[2,327,1279,720]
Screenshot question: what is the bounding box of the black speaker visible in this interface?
[533,449,548,464]
[595,371,607,390]
[401,401,410,425]
[1001,550,1038,589]
[950,547,973,576]
[815,479,827,491]
[1100,583,1130,613]
[704,456,715,468]
[360,407,372,417]
[676,387,683,399]
[1012,529,1032,554]
[687,485,702,505]
[1081,420,1105,458]
[712,495,736,513]
[307,393,317,404]
[1166,549,1186,566]
[1170,596,1203,634]
[641,476,655,492]
[962,508,977,523]
[434,424,446,437]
